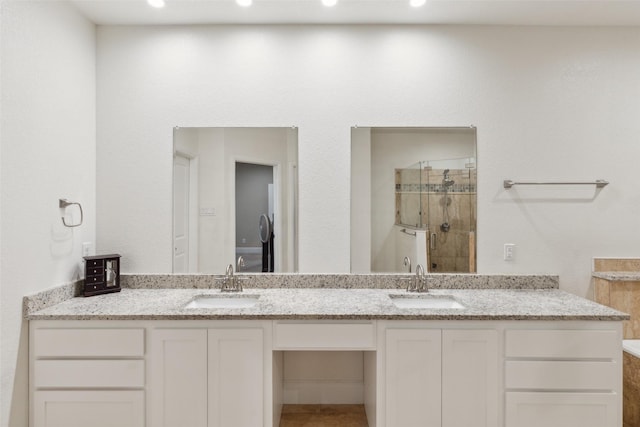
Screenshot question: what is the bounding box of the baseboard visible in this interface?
[283,380,364,404]
[236,247,262,254]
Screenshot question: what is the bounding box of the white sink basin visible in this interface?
[184,295,260,309]
[389,294,465,309]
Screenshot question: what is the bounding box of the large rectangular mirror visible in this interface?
[173,127,298,273]
[351,127,477,273]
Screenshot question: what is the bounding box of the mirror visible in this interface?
[351,127,477,274]
[173,127,298,273]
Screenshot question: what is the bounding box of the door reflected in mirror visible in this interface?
[351,127,476,274]
[173,127,298,273]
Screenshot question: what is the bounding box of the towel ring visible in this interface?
[59,199,83,227]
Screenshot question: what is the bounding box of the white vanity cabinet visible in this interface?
[29,318,623,427]
[504,328,622,427]
[148,321,270,427]
[382,324,498,427]
[29,324,146,427]
[29,320,271,427]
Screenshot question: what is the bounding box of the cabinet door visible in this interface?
[149,329,208,427]
[442,329,498,427]
[208,328,264,427]
[33,390,144,427]
[385,329,442,427]
[505,392,618,427]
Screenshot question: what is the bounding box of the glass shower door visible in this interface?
[395,161,424,228]
[425,158,476,273]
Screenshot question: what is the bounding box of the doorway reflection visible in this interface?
[173,127,298,273]
[235,162,274,273]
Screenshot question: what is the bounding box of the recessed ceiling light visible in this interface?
[410,0,426,7]
[237,0,253,6]
[147,0,165,8]
[322,0,338,7]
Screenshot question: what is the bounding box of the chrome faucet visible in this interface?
[237,256,246,273]
[219,263,243,292]
[407,264,428,292]
[403,256,412,273]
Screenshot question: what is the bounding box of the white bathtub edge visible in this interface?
[623,339,640,358]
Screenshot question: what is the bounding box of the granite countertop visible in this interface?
[25,287,629,321]
[593,271,640,281]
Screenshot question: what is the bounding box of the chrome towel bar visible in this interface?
[503,179,609,189]
[400,228,417,236]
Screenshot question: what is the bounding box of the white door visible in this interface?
[208,328,264,427]
[442,329,498,427]
[173,155,190,272]
[385,328,442,427]
[149,329,208,427]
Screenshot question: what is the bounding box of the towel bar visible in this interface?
[400,228,417,236]
[503,179,609,189]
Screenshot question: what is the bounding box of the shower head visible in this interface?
[442,169,454,187]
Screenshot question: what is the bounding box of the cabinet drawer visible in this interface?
[274,322,375,349]
[87,267,104,276]
[34,390,144,427]
[85,275,104,284]
[505,392,618,427]
[85,259,104,268]
[34,328,144,357]
[505,330,619,359]
[34,360,145,388]
[505,361,617,390]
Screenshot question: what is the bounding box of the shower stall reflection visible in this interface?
[395,157,477,273]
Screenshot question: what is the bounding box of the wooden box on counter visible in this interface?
[83,254,121,297]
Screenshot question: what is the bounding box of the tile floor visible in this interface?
[279,404,369,427]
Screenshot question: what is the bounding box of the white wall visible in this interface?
[196,128,227,272]
[350,127,372,273]
[0,2,4,422]
[96,24,640,297]
[0,2,96,426]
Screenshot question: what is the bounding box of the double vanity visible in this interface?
[25,274,628,427]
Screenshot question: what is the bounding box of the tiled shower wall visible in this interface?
[593,258,640,339]
[395,168,477,272]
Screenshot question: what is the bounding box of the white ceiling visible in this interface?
[70,0,640,26]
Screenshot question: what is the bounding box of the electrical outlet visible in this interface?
[504,243,515,261]
[82,242,92,257]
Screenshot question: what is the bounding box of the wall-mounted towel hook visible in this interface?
[59,199,83,227]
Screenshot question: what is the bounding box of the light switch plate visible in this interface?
[82,242,92,257]
[199,207,216,216]
[504,243,515,261]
